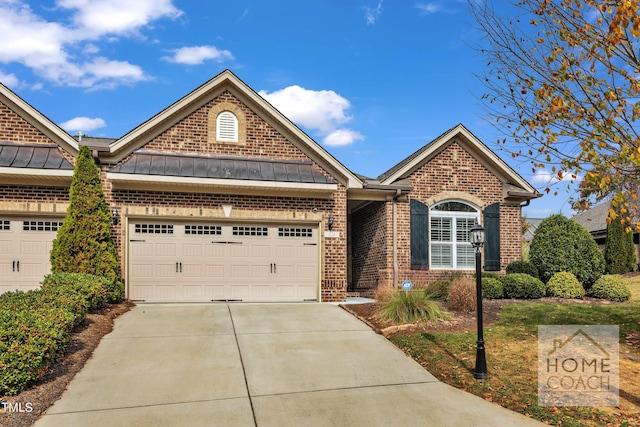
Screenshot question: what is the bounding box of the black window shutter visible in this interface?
[483,202,501,271]
[410,199,429,270]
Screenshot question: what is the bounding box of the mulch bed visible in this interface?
[0,301,134,427]
[341,297,633,337]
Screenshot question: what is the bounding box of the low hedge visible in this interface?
[546,272,585,299]
[506,260,539,278]
[482,277,504,299]
[501,273,546,299]
[588,275,632,302]
[0,273,110,395]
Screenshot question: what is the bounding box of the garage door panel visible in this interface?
[155,243,176,257]
[0,218,62,295]
[128,222,319,302]
[230,245,250,258]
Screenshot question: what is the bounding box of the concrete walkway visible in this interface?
[35,303,544,426]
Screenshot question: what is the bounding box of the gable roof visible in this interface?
[105,69,363,190]
[378,124,539,201]
[0,83,79,156]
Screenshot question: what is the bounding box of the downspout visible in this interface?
[392,189,401,289]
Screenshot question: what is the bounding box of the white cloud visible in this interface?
[531,170,583,183]
[59,0,183,38]
[323,129,364,147]
[60,116,107,132]
[259,85,364,146]
[0,0,182,88]
[364,1,383,25]
[163,45,234,65]
[415,2,460,14]
[0,71,19,88]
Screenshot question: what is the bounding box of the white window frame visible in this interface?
[216,111,238,142]
[429,201,480,270]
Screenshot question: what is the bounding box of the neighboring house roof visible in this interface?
[0,83,79,156]
[523,217,544,242]
[573,203,610,235]
[0,142,74,185]
[378,124,540,202]
[0,142,73,169]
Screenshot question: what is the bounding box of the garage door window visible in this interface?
[1,220,9,230]
[278,227,313,237]
[23,220,62,232]
[233,226,268,236]
[135,224,174,234]
[185,225,222,235]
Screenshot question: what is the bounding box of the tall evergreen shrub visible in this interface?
[529,214,604,287]
[605,216,635,274]
[50,146,123,302]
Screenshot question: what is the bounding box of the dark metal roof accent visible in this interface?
[108,151,336,184]
[0,142,73,170]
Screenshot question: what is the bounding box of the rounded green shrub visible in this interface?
[589,275,631,302]
[529,214,604,287]
[482,277,504,299]
[425,280,451,301]
[546,272,585,299]
[506,260,539,278]
[500,273,546,299]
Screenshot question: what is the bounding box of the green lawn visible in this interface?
[622,274,640,301]
[391,301,640,426]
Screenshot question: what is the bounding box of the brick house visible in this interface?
[0,70,538,302]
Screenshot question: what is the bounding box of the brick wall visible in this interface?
[350,201,388,292]
[0,104,55,144]
[350,140,523,293]
[102,91,349,302]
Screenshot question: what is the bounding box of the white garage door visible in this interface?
[128,221,319,302]
[0,218,63,294]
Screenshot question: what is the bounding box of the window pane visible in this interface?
[431,243,452,268]
[432,201,477,212]
[456,244,475,269]
[430,217,452,242]
[456,217,475,242]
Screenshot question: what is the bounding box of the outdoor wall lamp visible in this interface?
[327,215,335,230]
[111,208,119,225]
[469,222,488,380]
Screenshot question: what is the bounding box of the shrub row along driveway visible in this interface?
[34,303,543,427]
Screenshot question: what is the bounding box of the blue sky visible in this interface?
[0,0,580,218]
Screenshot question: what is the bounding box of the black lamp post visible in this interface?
[469,222,488,380]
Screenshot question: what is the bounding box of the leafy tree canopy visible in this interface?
[469,0,640,228]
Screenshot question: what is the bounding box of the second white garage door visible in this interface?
[128,221,319,302]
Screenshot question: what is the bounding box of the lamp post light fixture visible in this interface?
[111,208,119,226]
[327,215,335,231]
[469,222,488,380]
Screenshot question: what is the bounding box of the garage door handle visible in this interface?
[12,260,15,272]
[176,262,179,273]
[180,262,182,273]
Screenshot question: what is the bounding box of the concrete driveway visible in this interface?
[35,303,543,426]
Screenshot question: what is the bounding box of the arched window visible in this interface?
[430,200,480,269]
[216,111,238,142]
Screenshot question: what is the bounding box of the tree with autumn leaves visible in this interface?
[469,0,640,229]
